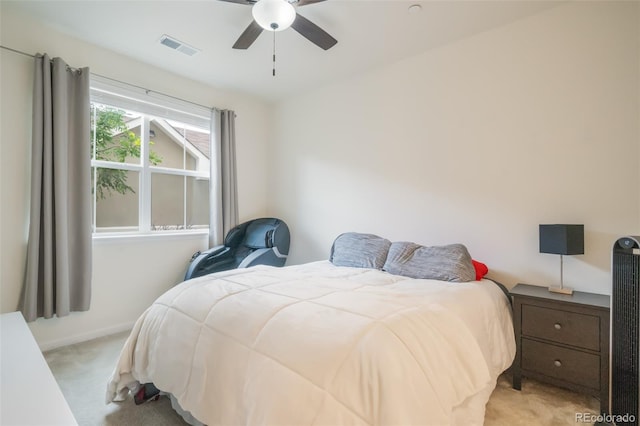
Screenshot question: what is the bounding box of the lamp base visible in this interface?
[548,286,574,295]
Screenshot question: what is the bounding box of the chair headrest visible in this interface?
[243,220,279,249]
[224,225,246,248]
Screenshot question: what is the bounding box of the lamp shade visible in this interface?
[539,224,584,255]
[252,0,296,32]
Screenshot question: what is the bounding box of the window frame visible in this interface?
[90,76,212,237]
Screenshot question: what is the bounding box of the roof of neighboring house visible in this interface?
[120,115,210,160]
[178,127,210,159]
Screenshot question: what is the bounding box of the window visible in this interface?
[90,77,211,234]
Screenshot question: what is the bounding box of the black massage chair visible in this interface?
[184,218,290,280]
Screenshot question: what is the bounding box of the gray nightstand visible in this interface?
[510,283,610,415]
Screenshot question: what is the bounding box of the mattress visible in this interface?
[106,261,515,425]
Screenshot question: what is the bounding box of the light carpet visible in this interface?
[44,331,600,425]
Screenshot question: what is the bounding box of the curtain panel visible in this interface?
[209,109,238,247]
[21,54,92,322]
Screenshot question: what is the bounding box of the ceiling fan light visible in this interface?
[252,0,296,32]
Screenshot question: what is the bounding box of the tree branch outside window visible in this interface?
[91,106,162,199]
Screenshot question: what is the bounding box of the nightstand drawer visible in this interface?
[521,304,600,351]
[522,338,600,390]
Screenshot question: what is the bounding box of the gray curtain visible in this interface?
[21,54,92,322]
[209,109,239,246]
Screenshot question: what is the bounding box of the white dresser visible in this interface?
[0,311,77,425]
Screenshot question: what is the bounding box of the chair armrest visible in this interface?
[238,248,271,268]
[184,245,233,280]
[200,245,228,258]
[238,248,287,269]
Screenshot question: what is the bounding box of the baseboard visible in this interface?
[37,321,135,352]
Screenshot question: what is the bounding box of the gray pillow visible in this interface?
[383,242,475,282]
[330,232,392,270]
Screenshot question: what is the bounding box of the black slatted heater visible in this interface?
[611,236,640,425]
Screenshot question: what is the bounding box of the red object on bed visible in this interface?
[472,260,489,280]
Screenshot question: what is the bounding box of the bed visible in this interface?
[106,240,515,426]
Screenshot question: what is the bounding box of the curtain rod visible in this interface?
[0,44,219,113]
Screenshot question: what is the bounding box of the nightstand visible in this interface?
[510,283,610,415]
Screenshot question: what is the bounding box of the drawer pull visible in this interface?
[554,360,562,367]
[554,323,562,330]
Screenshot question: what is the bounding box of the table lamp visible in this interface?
[539,224,584,295]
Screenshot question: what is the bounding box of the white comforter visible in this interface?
[107,261,515,425]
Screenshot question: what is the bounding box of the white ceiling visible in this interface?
[4,0,561,102]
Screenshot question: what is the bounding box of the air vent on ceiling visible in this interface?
[159,35,200,56]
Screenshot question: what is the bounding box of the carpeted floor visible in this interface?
[44,331,601,425]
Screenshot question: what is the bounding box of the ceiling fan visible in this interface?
[219,0,338,51]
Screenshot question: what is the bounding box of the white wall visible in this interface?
[269,1,640,295]
[0,6,272,349]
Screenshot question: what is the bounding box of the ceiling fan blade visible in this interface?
[296,0,327,6]
[233,20,263,49]
[291,13,337,50]
[217,0,254,5]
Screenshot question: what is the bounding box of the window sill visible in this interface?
[92,229,208,244]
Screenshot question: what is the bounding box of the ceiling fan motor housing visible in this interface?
[252,0,296,31]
